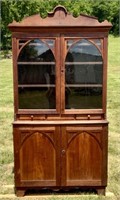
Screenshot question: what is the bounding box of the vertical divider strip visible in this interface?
[60,35,65,113]
[56,35,61,113]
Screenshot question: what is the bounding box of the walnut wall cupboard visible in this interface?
[8,6,112,196]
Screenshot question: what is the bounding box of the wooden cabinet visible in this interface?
[8,6,112,196]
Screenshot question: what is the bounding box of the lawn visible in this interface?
[0,35,120,199]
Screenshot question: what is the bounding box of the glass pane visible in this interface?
[66,64,102,84]
[92,39,101,50]
[67,40,76,48]
[19,39,28,49]
[67,39,102,50]
[18,39,56,110]
[65,87,102,109]
[18,39,55,62]
[66,39,102,62]
[65,39,103,109]
[19,87,56,109]
[44,39,55,49]
[18,64,55,84]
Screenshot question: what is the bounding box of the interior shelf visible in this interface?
[18,84,55,87]
[65,84,102,87]
[18,62,55,65]
[65,62,102,65]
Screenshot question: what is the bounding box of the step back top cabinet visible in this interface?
[8,6,112,197]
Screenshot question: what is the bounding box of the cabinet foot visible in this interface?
[15,188,26,197]
[96,188,105,195]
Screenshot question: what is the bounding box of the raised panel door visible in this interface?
[61,125,107,187]
[13,125,61,187]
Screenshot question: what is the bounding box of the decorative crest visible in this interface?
[8,5,112,30]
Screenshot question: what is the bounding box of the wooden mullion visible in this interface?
[60,35,66,113]
[12,36,18,116]
[102,36,108,116]
[55,35,61,114]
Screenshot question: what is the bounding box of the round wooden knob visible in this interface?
[88,115,90,120]
[62,149,66,154]
[31,115,34,120]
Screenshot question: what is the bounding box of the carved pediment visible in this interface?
[8,5,112,28]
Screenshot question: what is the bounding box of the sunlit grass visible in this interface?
[107,35,120,197]
[0,58,14,190]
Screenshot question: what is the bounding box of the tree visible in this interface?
[1,0,119,50]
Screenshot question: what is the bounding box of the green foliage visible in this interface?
[91,0,119,35]
[1,0,119,50]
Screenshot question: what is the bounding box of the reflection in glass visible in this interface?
[18,39,56,109]
[65,39,103,109]
[18,64,55,84]
[92,39,101,49]
[67,40,76,48]
[44,39,55,49]
[19,87,56,109]
[66,39,102,62]
[66,39,102,51]
[19,39,28,49]
[65,87,102,109]
[66,64,102,84]
[18,39,55,62]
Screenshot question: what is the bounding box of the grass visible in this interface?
[107,35,120,198]
[0,35,120,199]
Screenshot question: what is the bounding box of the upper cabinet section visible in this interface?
[8,6,112,115]
[8,5,112,33]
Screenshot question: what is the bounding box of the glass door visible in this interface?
[17,36,103,114]
[17,38,60,113]
[62,38,103,112]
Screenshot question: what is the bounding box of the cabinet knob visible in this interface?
[88,115,90,120]
[31,115,34,120]
[61,149,66,155]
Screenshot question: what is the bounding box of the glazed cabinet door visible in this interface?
[61,125,108,187]
[61,37,103,112]
[15,37,61,114]
[13,125,60,187]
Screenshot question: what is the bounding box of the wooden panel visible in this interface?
[76,114,102,120]
[63,127,103,186]
[66,180,101,186]
[13,125,60,187]
[20,132,56,181]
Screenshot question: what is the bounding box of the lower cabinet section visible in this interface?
[13,121,108,196]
